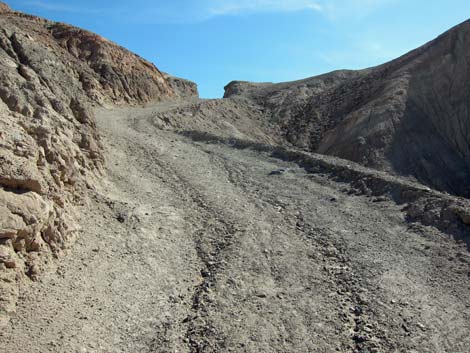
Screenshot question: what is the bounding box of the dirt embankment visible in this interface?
[0,2,197,326]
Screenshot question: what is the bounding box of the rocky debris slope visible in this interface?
[4,103,470,352]
[223,21,470,198]
[180,130,470,241]
[119,99,470,251]
[0,2,197,326]
[150,98,280,144]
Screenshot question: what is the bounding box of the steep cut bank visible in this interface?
[0,2,197,326]
[223,21,470,198]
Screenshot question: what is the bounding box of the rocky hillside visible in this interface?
[224,21,470,198]
[0,4,469,350]
[0,2,197,326]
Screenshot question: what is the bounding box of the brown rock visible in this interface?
[0,2,11,13]
[0,245,16,268]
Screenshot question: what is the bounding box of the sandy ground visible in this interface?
[2,101,470,353]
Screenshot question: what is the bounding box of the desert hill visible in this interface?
[0,3,469,353]
[222,21,470,198]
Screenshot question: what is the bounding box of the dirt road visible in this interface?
[2,101,470,353]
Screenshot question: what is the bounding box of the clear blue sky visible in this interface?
[7,1,470,98]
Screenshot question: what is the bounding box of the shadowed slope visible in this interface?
[224,21,470,197]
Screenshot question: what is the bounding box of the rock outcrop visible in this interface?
[223,21,470,198]
[0,2,197,326]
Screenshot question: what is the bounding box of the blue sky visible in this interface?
[7,1,470,97]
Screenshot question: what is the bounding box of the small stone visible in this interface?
[268,168,288,176]
[0,246,17,269]
[353,306,363,316]
[182,316,192,323]
[417,322,426,331]
[357,294,368,305]
[459,211,470,225]
[352,334,368,343]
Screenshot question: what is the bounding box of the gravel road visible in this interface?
[2,101,470,353]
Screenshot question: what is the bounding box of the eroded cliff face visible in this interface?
[0,2,197,326]
[314,21,470,197]
[223,21,470,197]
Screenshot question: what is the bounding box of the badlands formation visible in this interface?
[0,2,469,353]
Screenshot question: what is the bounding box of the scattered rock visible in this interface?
[352,334,368,343]
[353,306,363,316]
[268,168,288,176]
[0,245,16,268]
[116,213,126,223]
